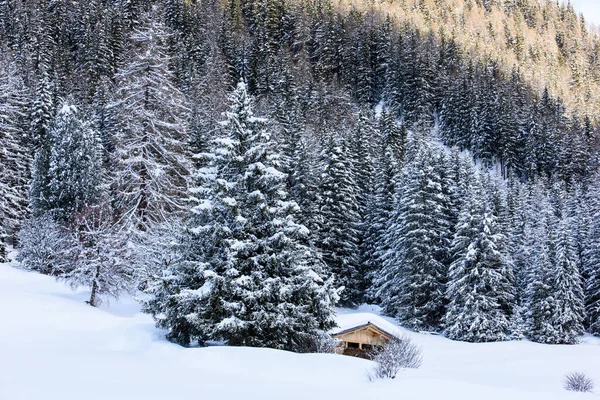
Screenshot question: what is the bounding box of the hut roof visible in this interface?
[330,312,404,339]
[330,322,397,340]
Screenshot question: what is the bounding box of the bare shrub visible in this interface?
[371,335,422,379]
[564,372,594,393]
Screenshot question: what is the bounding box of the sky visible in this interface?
[568,0,600,27]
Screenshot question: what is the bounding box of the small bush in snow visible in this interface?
[62,204,133,307]
[371,336,422,379]
[17,214,77,275]
[564,372,594,393]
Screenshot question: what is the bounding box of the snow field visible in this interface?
[1,262,598,400]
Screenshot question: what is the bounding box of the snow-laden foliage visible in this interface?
[370,336,422,379]
[364,111,406,302]
[527,194,585,344]
[3,0,600,347]
[109,12,191,234]
[0,53,30,256]
[317,138,362,307]
[46,104,103,222]
[377,140,452,331]
[17,214,77,276]
[583,179,600,335]
[444,174,514,342]
[62,204,133,307]
[143,82,338,349]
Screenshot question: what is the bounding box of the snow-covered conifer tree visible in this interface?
[549,212,585,341]
[348,110,376,299]
[377,141,451,331]
[584,179,600,334]
[45,104,103,222]
[0,53,30,258]
[317,137,362,306]
[444,174,514,342]
[109,10,191,233]
[527,198,584,344]
[365,111,405,301]
[143,82,338,349]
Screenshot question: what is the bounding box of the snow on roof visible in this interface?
[330,312,405,339]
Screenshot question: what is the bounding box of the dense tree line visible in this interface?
[1,0,600,347]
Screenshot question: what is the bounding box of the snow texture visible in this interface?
[1,259,599,400]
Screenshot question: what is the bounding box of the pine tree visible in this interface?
[348,110,376,299]
[526,205,557,343]
[276,102,322,237]
[317,136,362,307]
[28,60,55,150]
[401,33,436,131]
[583,178,600,334]
[506,179,534,335]
[44,104,104,222]
[550,213,585,342]
[379,142,451,331]
[444,174,514,342]
[584,215,600,334]
[0,52,30,256]
[365,111,405,301]
[143,82,338,349]
[109,13,191,233]
[527,198,585,344]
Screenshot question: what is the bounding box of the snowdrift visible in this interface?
[1,262,599,400]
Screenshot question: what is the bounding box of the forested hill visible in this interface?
[340,0,600,120]
[1,0,600,348]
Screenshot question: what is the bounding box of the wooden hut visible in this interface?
[330,322,396,358]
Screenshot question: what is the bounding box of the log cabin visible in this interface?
[330,322,396,358]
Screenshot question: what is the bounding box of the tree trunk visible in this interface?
[88,264,101,307]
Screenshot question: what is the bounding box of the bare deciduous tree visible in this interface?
[370,336,422,380]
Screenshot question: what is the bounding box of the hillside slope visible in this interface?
[1,259,599,400]
[338,0,600,118]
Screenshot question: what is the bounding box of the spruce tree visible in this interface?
[348,110,376,299]
[584,215,600,334]
[550,213,585,342]
[45,104,103,222]
[317,136,362,307]
[143,82,338,349]
[0,53,30,256]
[527,199,585,344]
[365,111,405,301]
[444,175,514,342]
[584,179,600,334]
[379,142,451,331]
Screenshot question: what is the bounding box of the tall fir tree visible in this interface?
[378,141,451,331]
[527,197,585,344]
[0,52,30,257]
[44,104,103,222]
[143,82,338,349]
[444,174,514,342]
[29,103,103,223]
[583,178,600,334]
[317,136,362,307]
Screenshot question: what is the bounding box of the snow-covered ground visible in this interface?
[1,258,599,400]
